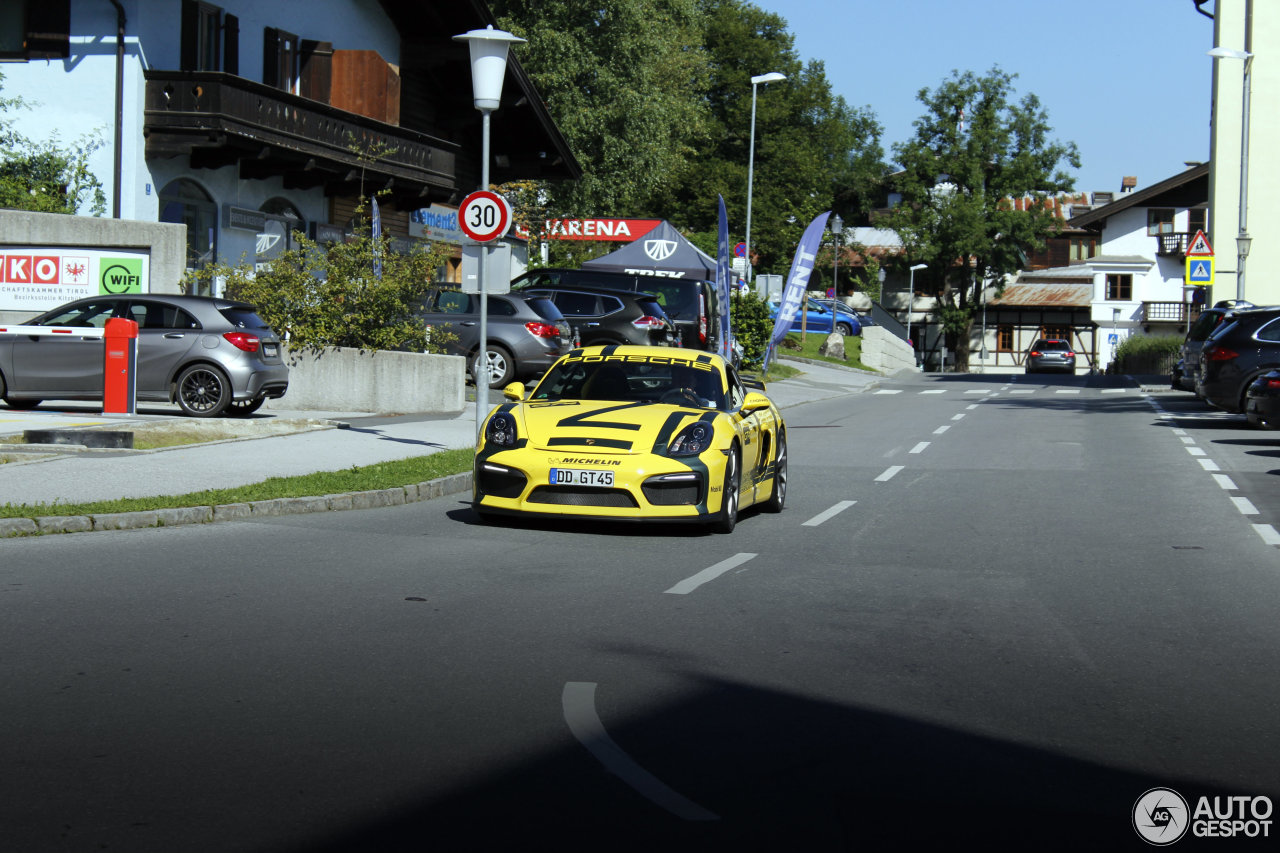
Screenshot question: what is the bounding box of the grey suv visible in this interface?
[521,285,677,347]
[417,288,571,387]
[0,294,289,417]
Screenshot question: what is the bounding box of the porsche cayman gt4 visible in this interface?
[473,345,787,532]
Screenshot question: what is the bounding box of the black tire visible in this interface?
[227,397,266,416]
[712,448,740,534]
[4,397,41,410]
[762,430,787,513]
[175,364,231,417]
[473,344,515,389]
[835,322,854,336]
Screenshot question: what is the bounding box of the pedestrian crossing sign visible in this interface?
[1186,255,1215,284]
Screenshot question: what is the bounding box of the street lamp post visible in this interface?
[1208,45,1253,302]
[454,25,525,439]
[907,263,926,368]
[745,72,786,287]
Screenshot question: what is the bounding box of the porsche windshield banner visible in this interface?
[764,211,831,369]
[0,247,150,312]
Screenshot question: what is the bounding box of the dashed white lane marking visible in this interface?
[951,414,966,421]
[1232,497,1260,515]
[802,500,857,528]
[1198,458,1220,472]
[1254,525,1280,547]
[1009,389,1034,395]
[966,404,979,410]
[1179,436,1196,445]
[875,389,903,395]
[933,425,950,435]
[562,682,719,821]
[1055,390,1081,395]
[1172,428,1188,435]
[1101,388,1127,394]
[965,390,989,395]
[876,465,904,482]
[1212,474,1238,490]
[921,390,946,395]
[1186,447,1207,457]
[665,552,757,595]
[909,442,930,454]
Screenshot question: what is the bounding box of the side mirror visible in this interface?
[741,391,772,414]
[503,381,527,401]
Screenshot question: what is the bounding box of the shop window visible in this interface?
[159,179,217,279]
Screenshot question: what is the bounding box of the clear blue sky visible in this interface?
[757,0,1216,197]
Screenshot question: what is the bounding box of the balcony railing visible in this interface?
[1143,301,1203,324]
[143,70,460,196]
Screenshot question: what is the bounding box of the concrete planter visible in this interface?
[273,346,466,414]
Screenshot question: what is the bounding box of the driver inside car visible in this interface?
[666,364,718,408]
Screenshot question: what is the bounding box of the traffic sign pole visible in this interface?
[458,187,512,437]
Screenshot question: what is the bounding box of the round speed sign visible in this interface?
[458,190,512,242]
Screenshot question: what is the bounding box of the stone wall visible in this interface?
[860,326,917,374]
[274,346,466,414]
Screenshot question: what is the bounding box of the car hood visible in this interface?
[514,399,709,455]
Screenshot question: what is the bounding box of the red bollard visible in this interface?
[103,317,138,415]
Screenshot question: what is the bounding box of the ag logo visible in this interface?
[1133,788,1189,845]
[644,239,677,262]
[100,258,143,295]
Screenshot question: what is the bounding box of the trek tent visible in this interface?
[581,221,716,280]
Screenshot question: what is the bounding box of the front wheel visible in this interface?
[175,364,231,417]
[762,431,787,513]
[473,344,515,388]
[835,322,854,336]
[712,448,740,534]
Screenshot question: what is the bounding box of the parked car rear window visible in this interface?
[523,296,563,322]
[219,307,270,329]
[637,298,667,319]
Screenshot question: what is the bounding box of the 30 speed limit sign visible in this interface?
[458,190,512,242]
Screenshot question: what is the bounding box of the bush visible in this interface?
[182,200,452,355]
[728,292,773,368]
[1115,332,1183,361]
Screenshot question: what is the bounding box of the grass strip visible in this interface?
[0,448,475,519]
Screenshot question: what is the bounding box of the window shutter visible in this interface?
[180,0,198,71]
[300,40,332,103]
[263,27,280,87]
[222,14,239,76]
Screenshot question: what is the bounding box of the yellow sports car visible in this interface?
[473,345,787,532]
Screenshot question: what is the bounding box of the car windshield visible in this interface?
[530,357,726,409]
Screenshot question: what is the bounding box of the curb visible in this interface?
[0,472,474,539]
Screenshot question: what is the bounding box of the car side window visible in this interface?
[125,301,201,330]
[599,296,624,315]
[726,365,746,410]
[487,296,517,317]
[38,300,120,328]
[436,291,472,314]
[1257,318,1280,343]
[554,292,600,317]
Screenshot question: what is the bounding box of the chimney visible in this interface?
[1120,176,1137,193]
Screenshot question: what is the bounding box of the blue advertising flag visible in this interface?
[371,197,383,279]
[716,196,732,359]
[764,211,831,370]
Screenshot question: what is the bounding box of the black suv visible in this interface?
[521,285,677,348]
[1196,306,1280,415]
[510,267,721,353]
[1174,300,1253,392]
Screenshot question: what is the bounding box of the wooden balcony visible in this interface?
[1156,232,1192,257]
[1143,301,1202,324]
[143,71,461,206]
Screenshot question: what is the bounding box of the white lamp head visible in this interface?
[454,25,526,111]
[910,263,928,271]
[751,72,787,86]
[1208,46,1252,61]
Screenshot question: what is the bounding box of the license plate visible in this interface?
[550,468,614,487]
[264,343,278,357]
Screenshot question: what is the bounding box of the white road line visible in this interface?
[665,553,757,595]
[921,390,946,395]
[875,389,903,395]
[1212,474,1238,490]
[1101,388,1126,394]
[1055,390,1081,395]
[1179,436,1196,445]
[1009,389,1034,395]
[1186,447,1207,457]
[876,465,904,481]
[1254,525,1280,547]
[909,442,930,454]
[1231,497,1260,515]
[965,390,989,395]
[562,682,719,821]
[1198,458,1220,472]
[951,413,966,420]
[1172,428,1188,435]
[933,425,950,435]
[802,500,857,527]
[966,404,979,410]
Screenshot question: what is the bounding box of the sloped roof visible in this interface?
[990,282,1094,308]
[1067,163,1208,228]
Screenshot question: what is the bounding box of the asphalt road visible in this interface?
[2,371,1277,852]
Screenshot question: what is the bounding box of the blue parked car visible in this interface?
[768,299,861,336]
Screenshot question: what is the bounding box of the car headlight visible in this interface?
[669,421,713,457]
[486,412,518,447]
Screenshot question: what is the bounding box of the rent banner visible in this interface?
[716,196,731,359]
[764,211,831,370]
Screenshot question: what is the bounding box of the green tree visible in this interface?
[490,0,712,221]
[887,67,1078,370]
[0,72,106,216]
[182,200,452,354]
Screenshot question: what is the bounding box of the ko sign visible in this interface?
[458,190,512,242]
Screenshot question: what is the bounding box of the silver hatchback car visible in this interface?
[0,294,289,417]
